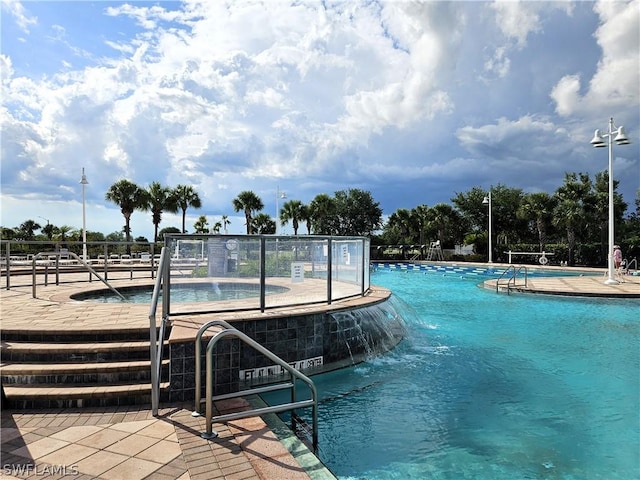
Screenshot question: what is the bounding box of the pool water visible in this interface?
[264,267,640,479]
[76,282,288,303]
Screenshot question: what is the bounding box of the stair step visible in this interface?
[0,328,156,343]
[0,340,162,362]
[3,381,170,399]
[0,359,166,375]
[3,382,171,409]
[1,360,169,384]
[2,340,151,353]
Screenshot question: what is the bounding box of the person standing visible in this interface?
[613,245,623,269]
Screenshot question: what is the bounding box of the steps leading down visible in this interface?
[1,327,170,409]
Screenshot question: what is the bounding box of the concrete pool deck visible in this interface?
[1,265,639,480]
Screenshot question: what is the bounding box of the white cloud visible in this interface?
[551,0,639,117]
[1,0,37,33]
[1,0,638,239]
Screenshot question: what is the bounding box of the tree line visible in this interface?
[0,180,383,242]
[2,171,639,266]
[381,172,639,265]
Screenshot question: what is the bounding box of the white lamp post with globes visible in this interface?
[590,117,630,285]
[80,168,89,261]
[276,186,286,235]
[482,189,493,263]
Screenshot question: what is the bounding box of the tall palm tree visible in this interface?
[221,215,230,234]
[299,204,311,234]
[211,220,222,234]
[411,204,430,246]
[193,215,209,233]
[308,193,336,235]
[232,191,264,234]
[56,225,74,243]
[428,203,459,246]
[172,185,202,233]
[252,213,275,234]
[41,223,59,241]
[18,220,41,240]
[143,182,178,242]
[280,199,304,235]
[518,192,557,252]
[105,179,148,246]
[553,173,593,266]
[387,208,413,244]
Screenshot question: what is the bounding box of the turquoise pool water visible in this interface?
[74,282,288,303]
[266,266,639,479]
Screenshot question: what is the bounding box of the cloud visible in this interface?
[1,0,37,33]
[1,0,638,240]
[551,0,639,117]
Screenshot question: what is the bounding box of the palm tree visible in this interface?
[387,208,413,244]
[41,223,59,241]
[211,221,222,234]
[299,204,311,234]
[280,200,304,235]
[411,204,430,246]
[172,185,202,233]
[308,193,336,235]
[221,215,230,234]
[105,179,148,246]
[232,191,264,234]
[143,182,178,242]
[252,213,275,234]
[18,220,41,240]
[428,203,459,247]
[553,173,593,266]
[193,215,209,233]
[518,192,557,252]
[56,225,74,243]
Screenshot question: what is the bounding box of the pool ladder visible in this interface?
[496,265,528,294]
[192,319,319,453]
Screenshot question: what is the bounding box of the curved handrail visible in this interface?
[31,251,124,300]
[202,327,319,453]
[192,319,236,412]
[495,265,527,294]
[496,265,515,293]
[149,246,169,416]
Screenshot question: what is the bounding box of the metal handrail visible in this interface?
[624,257,637,273]
[31,251,124,300]
[149,246,169,416]
[199,327,318,453]
[496,265,527,294]
[192,319,236,412]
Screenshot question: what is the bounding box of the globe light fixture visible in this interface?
[482,189,493,263]
[80,168,89,261]
[590,117,630,285]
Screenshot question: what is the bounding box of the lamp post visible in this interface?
[275,186,286,235]
[80,168,89,261]
[482,189,493,263]
[590,117,630,285]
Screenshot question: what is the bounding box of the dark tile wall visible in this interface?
[168,298,405,402]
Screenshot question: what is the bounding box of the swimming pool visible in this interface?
[72,282,289,303]
[264,266,639,479]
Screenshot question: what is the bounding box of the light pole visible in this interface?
[80,168,89,261]
[590,117,630,285]
[482,190,493,263]
[275,186,286,234]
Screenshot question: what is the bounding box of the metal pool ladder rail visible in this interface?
[192,320,319,453]
[496,265,528,294]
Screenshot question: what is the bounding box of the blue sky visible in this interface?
[1,0,639,239]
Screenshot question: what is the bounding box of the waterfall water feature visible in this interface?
[328,296,409,364]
